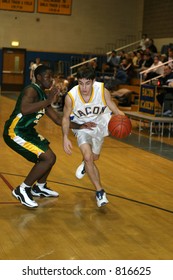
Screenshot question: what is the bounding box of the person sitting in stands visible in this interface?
[167,47,173,69]
[119,58,136,83]
[140,52,154,72]
[144,55,164,81]
[157,65,173,116]
[51,74,68,111]
[102,50,120,73]
[138,33,150,51]
[135,51,144,69]
[146,39,158,56]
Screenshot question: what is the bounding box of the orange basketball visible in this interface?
[108,115,132,139]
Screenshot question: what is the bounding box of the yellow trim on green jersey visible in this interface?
[8,114,21,139]
[7,114,44,157]
[23,141,44,157]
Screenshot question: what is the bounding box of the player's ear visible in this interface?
[36,74,42,82]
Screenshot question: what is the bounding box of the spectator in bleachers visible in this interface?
[168,47,173,69]
[160,53,168,63]
[88,58,100,75]
[30,57,42,83]
[146,39,158,56]
[156,65,173,115]
[118,50,126,64]
[135,50,144,69]
[139,52,154,72]
[130,51,138,68]
[144,55,164,81]
[102,50,120,73]
[104,56,136,91]
[66,75,78,91]
[138,33,150,51]
[51,74,68,111]
[103,67,128,92]
[159,65,173,86]
[119,58,136,82]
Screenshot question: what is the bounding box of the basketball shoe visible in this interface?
[75,161,86,179]
[96,189,109,207]
[31,184,59,197]
[12,186,38,208]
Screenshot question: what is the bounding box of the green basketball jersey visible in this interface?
[4,83,46,136]
[3,83,50,163]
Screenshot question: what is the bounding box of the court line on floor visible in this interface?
[1,171,173,214]
[0,173,19,205]
[0,173,13,190]
[49,179,173,214]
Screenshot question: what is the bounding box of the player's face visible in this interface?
[78,78,94,96]
[40,70,54,89]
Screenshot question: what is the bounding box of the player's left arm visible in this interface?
[104,88,125,115]
[46,106,96,130]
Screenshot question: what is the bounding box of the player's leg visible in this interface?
[91,137,109,207]
[24,148,59,198]
[79,143,108,207]
[75,152,100,180]
[80,143,102,191]
[13,147,58,208]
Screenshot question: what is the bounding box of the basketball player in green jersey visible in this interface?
[62,66,124,207]
[3,65,95,208]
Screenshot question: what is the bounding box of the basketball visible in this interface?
[108,115,132,139]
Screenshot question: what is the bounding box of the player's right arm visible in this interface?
[62,94,73,155]
[21,86,59,115]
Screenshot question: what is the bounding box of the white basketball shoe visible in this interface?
[75,161,86,179]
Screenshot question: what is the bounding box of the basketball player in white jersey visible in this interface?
[62,66,124,207]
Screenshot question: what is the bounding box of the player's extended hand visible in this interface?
[80,122,96,130]
[63,137,73,155]
[47,85,60,105]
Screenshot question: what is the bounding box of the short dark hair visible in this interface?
[77,65,96,80]
[34,65,52,79]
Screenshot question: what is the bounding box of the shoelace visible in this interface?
[43,184,52,191]
[97,192,103,200]
[81,168,86,175]
[25,188,34,201]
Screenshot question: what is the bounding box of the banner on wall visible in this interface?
[0,0,35,12]
[139,84,157,115]
[37,0,72,15]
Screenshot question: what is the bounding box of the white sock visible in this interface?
[20,182,31,189]
[36,182,46,188]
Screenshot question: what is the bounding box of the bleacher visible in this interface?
[117,78,140,110]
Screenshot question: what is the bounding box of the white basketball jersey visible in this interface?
[68,81,111,138]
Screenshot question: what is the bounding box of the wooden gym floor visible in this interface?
[0,94,173,260]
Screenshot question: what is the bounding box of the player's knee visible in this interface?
[48,152,56,167]
[40,151,56,167]
[46,154,56,167]
[83,153,93,164]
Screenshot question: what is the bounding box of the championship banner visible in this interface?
[139,84,156,115]
[0,0,35,12]
[37,0,72,15]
